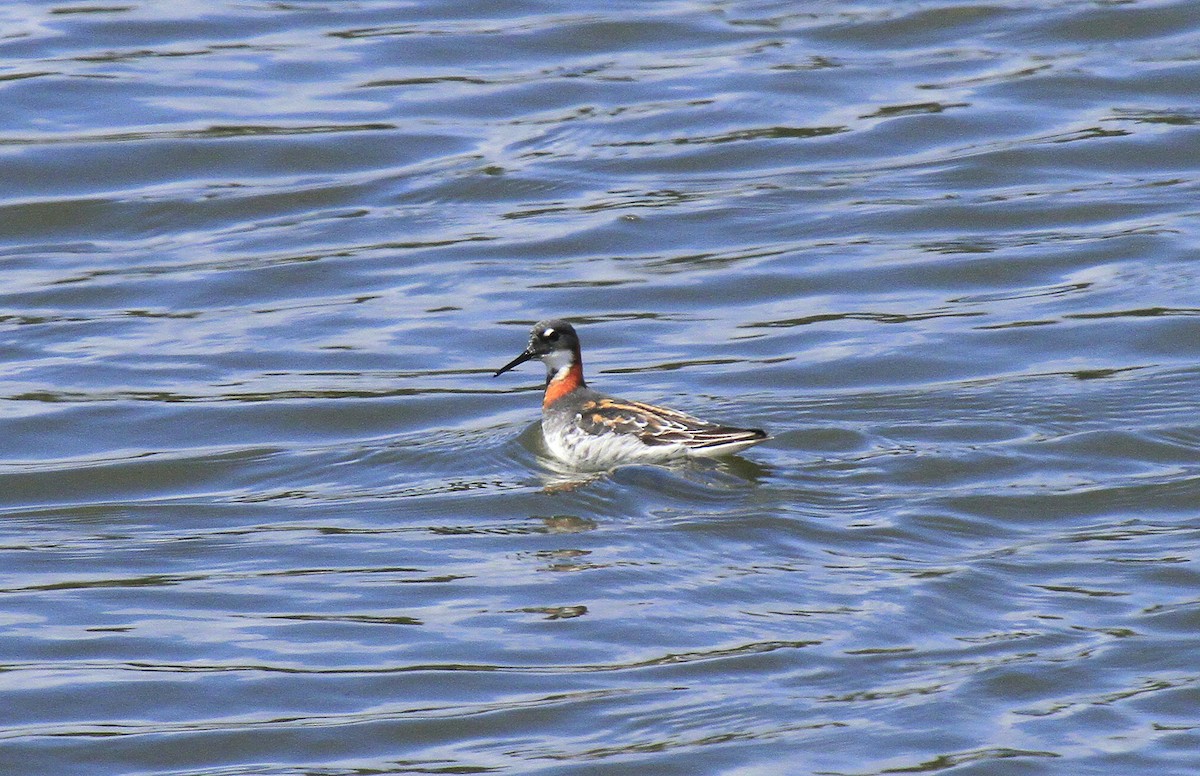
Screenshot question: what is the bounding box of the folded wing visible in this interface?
[577,397,767,451]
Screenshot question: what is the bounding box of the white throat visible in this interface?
[542,349,575,380]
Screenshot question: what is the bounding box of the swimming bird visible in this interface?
[494,319,767,468]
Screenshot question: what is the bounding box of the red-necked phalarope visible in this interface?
[494,319,767,468]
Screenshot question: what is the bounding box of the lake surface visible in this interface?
[2,1,1199,773]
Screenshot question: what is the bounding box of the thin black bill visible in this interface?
[493,348,535,377]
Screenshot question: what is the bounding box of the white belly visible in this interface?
[541,417,687,469]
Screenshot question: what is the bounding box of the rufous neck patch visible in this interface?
[544,361,584,408]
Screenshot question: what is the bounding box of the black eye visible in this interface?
[542,329,560,341]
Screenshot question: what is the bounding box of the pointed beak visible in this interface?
[493,347,535,377]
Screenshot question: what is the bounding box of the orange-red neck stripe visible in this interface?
[543,360,584,408]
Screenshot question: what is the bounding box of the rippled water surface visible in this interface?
[2,1,1200,773]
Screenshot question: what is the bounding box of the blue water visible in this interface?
[1,1,1199,774]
